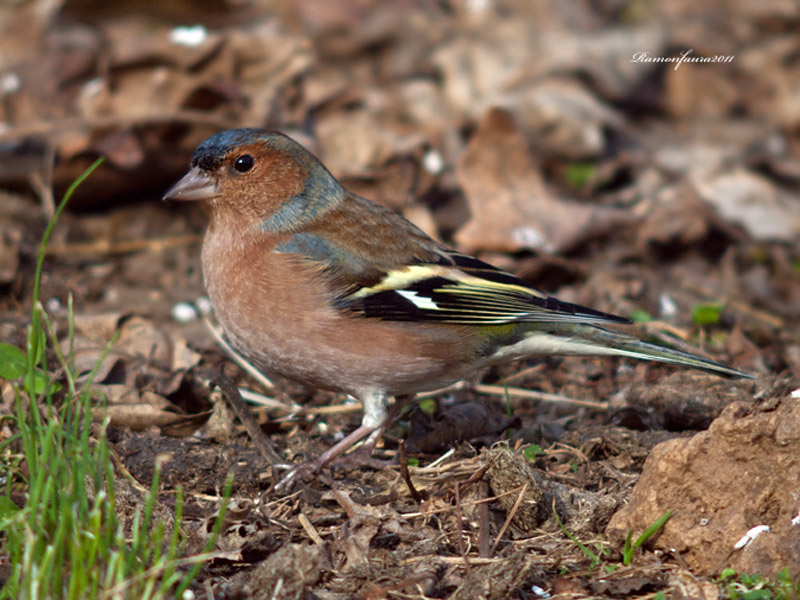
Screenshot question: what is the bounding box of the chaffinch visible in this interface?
[164,128,753,489]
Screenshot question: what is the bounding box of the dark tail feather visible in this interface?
[587,327,755,379]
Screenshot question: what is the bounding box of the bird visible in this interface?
[164,128,754,490]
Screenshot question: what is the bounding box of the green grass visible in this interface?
[691,302,724,326]
[523,444,543,462]
[621,510,672,566]
[553,508,613,572]
[565,162,597,189]
[0,159,229,599]
[554,509,673,574]
[629,309,653,323]
[720,568,800,600]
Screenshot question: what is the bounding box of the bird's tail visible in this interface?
[585,326,754,379]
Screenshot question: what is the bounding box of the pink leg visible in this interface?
[274,422,378,493]
[274,393,410,492]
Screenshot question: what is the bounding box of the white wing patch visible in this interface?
[346,264,548,300]
[397,290,440,310]
[340,261,631,326]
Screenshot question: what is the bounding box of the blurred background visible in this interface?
[1,0,797,337]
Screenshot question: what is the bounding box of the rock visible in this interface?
[606,397,800,577]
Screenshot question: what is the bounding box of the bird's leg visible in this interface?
[274,390,391,493]
[274,423,377,493]
[330,395,410,471]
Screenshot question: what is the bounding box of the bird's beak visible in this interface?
[163,167,219,202]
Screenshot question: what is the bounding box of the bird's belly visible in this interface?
[204,252,476,397]
[217,301,471,396]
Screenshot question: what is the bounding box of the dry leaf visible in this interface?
[694,167,800,242]
[455,108,631,253]
[504,78,625,159]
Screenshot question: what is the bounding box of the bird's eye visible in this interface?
[233,154,254,173]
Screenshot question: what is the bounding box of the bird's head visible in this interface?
[164,128,344,233]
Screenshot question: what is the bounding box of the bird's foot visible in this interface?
[274,461,319,494]
[273,422,379,493]
[330,438,395,473]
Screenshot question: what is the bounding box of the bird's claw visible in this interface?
[274,461,319,494]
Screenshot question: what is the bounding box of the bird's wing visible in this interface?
[277,192,630,326]
[337,249,631,325]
